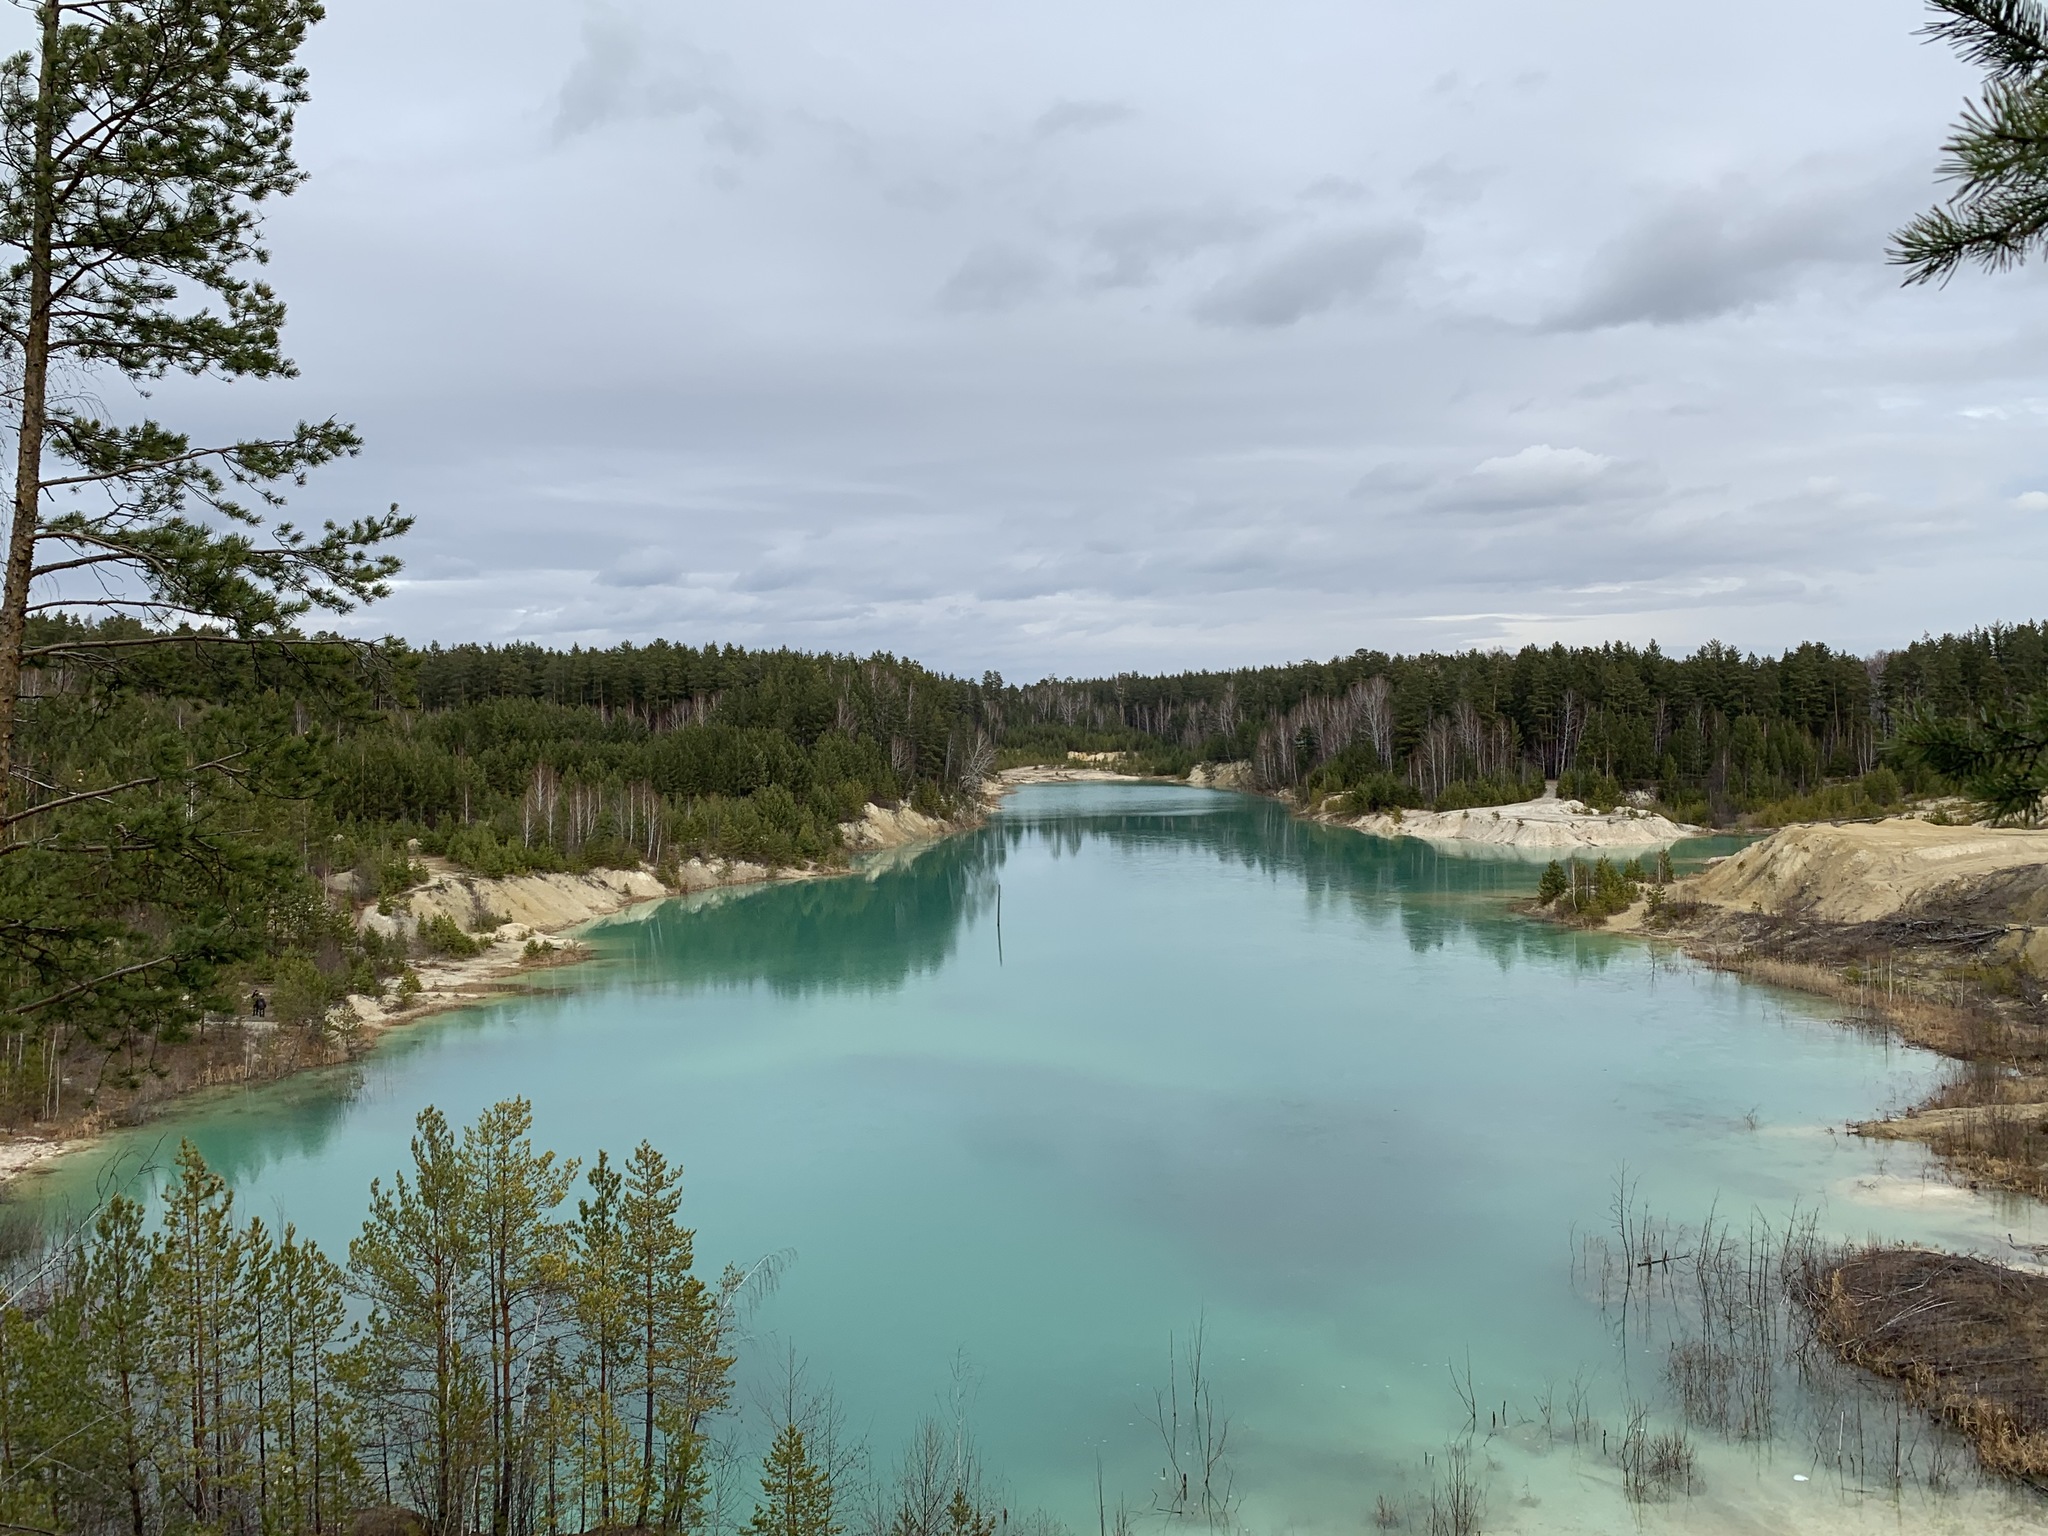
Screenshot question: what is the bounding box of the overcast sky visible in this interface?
[86,0,2048,676]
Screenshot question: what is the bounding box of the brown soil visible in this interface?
[1797,1246,2048,1485]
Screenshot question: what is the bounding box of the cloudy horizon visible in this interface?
[52,0,2048,679]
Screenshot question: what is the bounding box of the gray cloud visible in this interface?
[553,6,759,150]
[596,545,686,588]
[1032,98,1134,138]
[1193,226,1421,328]
[1085,207,1262,288]
[938,244,1053,312]
[1550,177,1893,330]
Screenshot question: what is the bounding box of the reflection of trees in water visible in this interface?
[1005,791,1637,973]
[593,787,1705,1005]
[21,1062,373,1225]
[598,834,1004,998]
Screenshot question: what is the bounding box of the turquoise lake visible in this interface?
[25,783,2048,1534]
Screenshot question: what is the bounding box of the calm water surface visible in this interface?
[29,785,2048,1533]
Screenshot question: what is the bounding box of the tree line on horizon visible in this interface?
[393,624,2046,826]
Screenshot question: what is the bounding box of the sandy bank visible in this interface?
[0,799,987,1186]
[1325,794,1698,851]
[1683,817,2048,925]
[998,764,1168,786]
[317,796,990,1034]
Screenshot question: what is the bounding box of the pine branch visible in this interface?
[1923,0,2048,80]
[1891,68,2048,279]
[1,751,246,828]
[11,956,176,1017]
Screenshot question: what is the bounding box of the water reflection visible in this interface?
[576,786,1744,1002]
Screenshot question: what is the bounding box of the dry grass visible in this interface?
[1797,1247,2048,1485]
[1702,953,2009,1060]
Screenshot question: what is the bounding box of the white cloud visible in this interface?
[1429,445,1652,513]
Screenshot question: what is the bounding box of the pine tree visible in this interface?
[346,1106,492,1535]
[619,1139,727,1531]
[0,0,408,812]
[83,1194,158,1536]
[571,1149,633,1527]
[463,1097,577,1536]
[153,1139,247,1527]
[748,1423,837,1536]
[269,1222,358,1536]
[0,0,410,1134]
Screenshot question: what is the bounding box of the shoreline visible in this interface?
[0,797,995,1191]
[1594,819,2048,1205]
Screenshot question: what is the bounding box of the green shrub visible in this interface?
[267,953,331,1026]
[1743,766,1916,828]
[377,854,426,899]
[1336,773,1426,815]
[1432,773,1544,811]
[1547,856,1641,918]
[419,912,482,958]
[1861,766,1902,807]
[1557,770,1625,813]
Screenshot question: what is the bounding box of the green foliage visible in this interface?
[267,951,334,1025]
[1431,772,1545,811]
[749,1423,839,1536]
[1542,857,1642,918]
[337,1101,733,1536]
[0,0,408,797]
[0,1143,364,1535]
[1557,769,1624,812]
[1891,2,2048,284]
[418,911,483,958]
[1893,691,2048,823]
[1333,774,1426,815]
[1029,629,2000,822]
[1743,767,1919,828]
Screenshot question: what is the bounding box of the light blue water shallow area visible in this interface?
[24,784,2048,1534]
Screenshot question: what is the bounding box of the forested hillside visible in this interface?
[1016,627,2048,822]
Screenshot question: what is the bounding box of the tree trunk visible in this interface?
[0,2,59,821]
